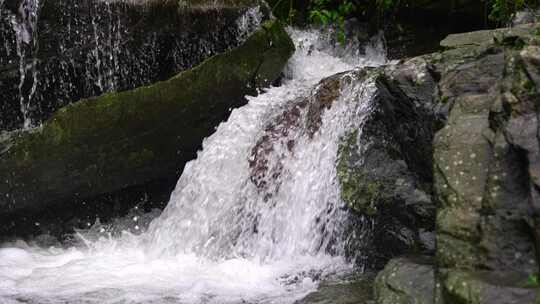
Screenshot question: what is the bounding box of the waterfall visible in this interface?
[0,29,386,303]
[144,31,380,261]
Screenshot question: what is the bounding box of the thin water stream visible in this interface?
[0,0,264,130]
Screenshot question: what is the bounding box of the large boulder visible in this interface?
[0,0,269,130]
[336,58,438,268]
[0,20,294,237]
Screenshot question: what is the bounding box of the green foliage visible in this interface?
[268,0,540,41]
[308,0,356,44]
[375,0,399,11]
[269,0,298,25]
[527,273,540,288]
[486,0,529,24]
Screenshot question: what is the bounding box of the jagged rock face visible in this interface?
[336,59,438,268]
[0,20,295,239]
[0,0,268,131]
[375,23,540,304]
[434,25,540,280]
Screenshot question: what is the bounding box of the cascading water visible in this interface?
[0,29,386,303]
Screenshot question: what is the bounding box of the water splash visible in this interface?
[0,28,386,303]
[235,5,264,43]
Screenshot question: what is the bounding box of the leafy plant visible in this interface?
[524,273,540,288]
[376,0,399,11]
[308,0,356,44]
[268,0,540,42]
[526,273,540,287]
[521,273,540,303]
[487,0,528,24]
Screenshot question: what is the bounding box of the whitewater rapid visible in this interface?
[0,29,386,304]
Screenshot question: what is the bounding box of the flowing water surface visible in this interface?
[0,29,386,304]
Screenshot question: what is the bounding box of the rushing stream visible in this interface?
[0,29,386,303]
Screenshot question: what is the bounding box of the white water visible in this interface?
[0,29,385,303]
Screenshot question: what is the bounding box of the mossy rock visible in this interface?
[440,270,540,304]
[337,130,392,216]
[336,60,438,268]
[0,20,295,217]
[374,256,435,304]
[1,0,271,131]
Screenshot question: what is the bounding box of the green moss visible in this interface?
[336,130,390,216]
[441,95,450,103]
[442,271,483,304]
[525,273,540,288]
[0,20,295,213]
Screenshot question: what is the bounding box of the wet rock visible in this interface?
[248,72,346,197]
[0,0,269,131]
[247,62,437,267]
[0,20,295,235]
[298,275,374,304]
[441,270,540,304]
[337,58,438,267]
[374,256,435,304]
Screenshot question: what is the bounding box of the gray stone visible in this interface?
[440,23,540,49]
[441,270,540,304]
[336,58,438,267]
[374,256,435,304]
